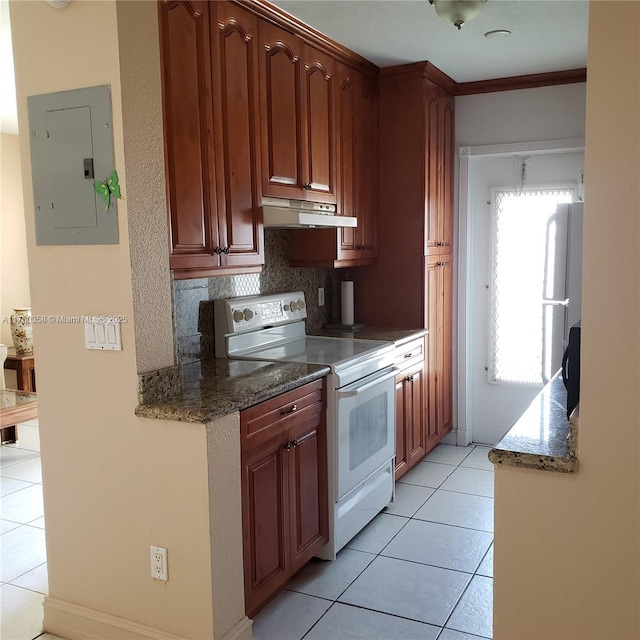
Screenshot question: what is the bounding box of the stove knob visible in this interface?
[233,310,244,323]
[297,299,306,310]
[283,304,290,311]
[243,308,254,321]
[290,301,298,312]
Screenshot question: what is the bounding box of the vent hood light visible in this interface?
[262,197,357,229]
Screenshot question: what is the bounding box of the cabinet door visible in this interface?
[242,434,290,617]
[425,257,440,446]
[437,254,453,436]
[407,360,431,466]
[394,372,409,480]
[336,64,360,261]
[439,96,454,253]
[301,44,337,203]
[355,75,378,261]
[259,21,304,199]
[426,255,453,443]
[288,409,328,572]
[211,3,263,267]
[424,85,441,255]
[159,0,220,272]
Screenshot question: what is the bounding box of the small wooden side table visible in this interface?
[4,348,36,393]
[0,390,37,444]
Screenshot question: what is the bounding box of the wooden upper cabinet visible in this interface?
[159,0,264,278]
[258,22,336,204]
[211,2,263,267]
[336,64,359,261]
[259,21,304,200]
[159,0,219,272]
[424,80,454,256]
[288,63,378,268]
[301,45,336,203]
[355,75,379,261]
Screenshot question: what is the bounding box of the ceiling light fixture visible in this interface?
[485,29,511,38]
[429,0,487,30]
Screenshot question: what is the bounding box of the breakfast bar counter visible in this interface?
[489,371,579,473]
[135,358,329,424]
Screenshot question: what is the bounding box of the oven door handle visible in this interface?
[338,367,398,398]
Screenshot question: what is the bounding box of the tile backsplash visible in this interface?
[173,229,338,365]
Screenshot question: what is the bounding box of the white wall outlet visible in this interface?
[318,287,325,307]
[150,545,168,581]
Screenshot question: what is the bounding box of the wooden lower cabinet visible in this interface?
[394,338,436,481]
[426,255,453,440]
[240,379,328,617]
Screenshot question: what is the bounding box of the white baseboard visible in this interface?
[43,596,206,640]
[221,616,253,640]
[454,428,472,447]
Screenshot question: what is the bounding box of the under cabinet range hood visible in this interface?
[262,196,357,229]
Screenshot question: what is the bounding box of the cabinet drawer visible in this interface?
[241,379,325,448]
[395,338,424,370]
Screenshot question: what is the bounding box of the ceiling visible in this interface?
[0,0,589,135]
[270,0,589,83]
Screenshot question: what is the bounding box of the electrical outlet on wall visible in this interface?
[318,287,325,307]
[150,545,168,581]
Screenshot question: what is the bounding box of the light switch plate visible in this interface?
[85,317,122,351]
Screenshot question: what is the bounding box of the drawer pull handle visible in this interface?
[404,353,413,359]
[280,404,298,416]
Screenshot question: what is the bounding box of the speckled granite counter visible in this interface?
[316,327,427,345]
[489,372,578,473]
[135,358,330,424]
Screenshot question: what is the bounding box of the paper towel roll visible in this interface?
[341,281,354,326]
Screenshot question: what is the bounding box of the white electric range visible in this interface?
[214,291,397,558]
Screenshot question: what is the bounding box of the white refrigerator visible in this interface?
[542,202,583,381]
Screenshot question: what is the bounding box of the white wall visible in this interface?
[493,2,640,638]
[9,2,226,638]
[456,83,586,147]
[0,132,30,349]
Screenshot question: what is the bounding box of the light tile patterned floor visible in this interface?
[253,444,495,640]
[0,419,55,640]
[1,421,493,640]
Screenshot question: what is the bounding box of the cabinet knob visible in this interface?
[405,374,415,382]
[303,183,312,191]
[223,247,230,255]
[280,404,298,416]
[214,246,223,255]
[284,439,299,452]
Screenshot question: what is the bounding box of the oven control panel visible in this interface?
[214,291,308,336]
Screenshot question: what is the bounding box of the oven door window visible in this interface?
[349,394,388,470]
[337,369,396,499]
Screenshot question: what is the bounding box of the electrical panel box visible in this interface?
[28,85,119,245]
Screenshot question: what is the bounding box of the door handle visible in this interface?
[338,367,398,398]
[280,404,297,415]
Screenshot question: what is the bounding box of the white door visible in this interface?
[466,152,584,445]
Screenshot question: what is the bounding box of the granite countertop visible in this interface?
[317,326,427,345]
[135,358,330,424]
[489,372,578,473]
